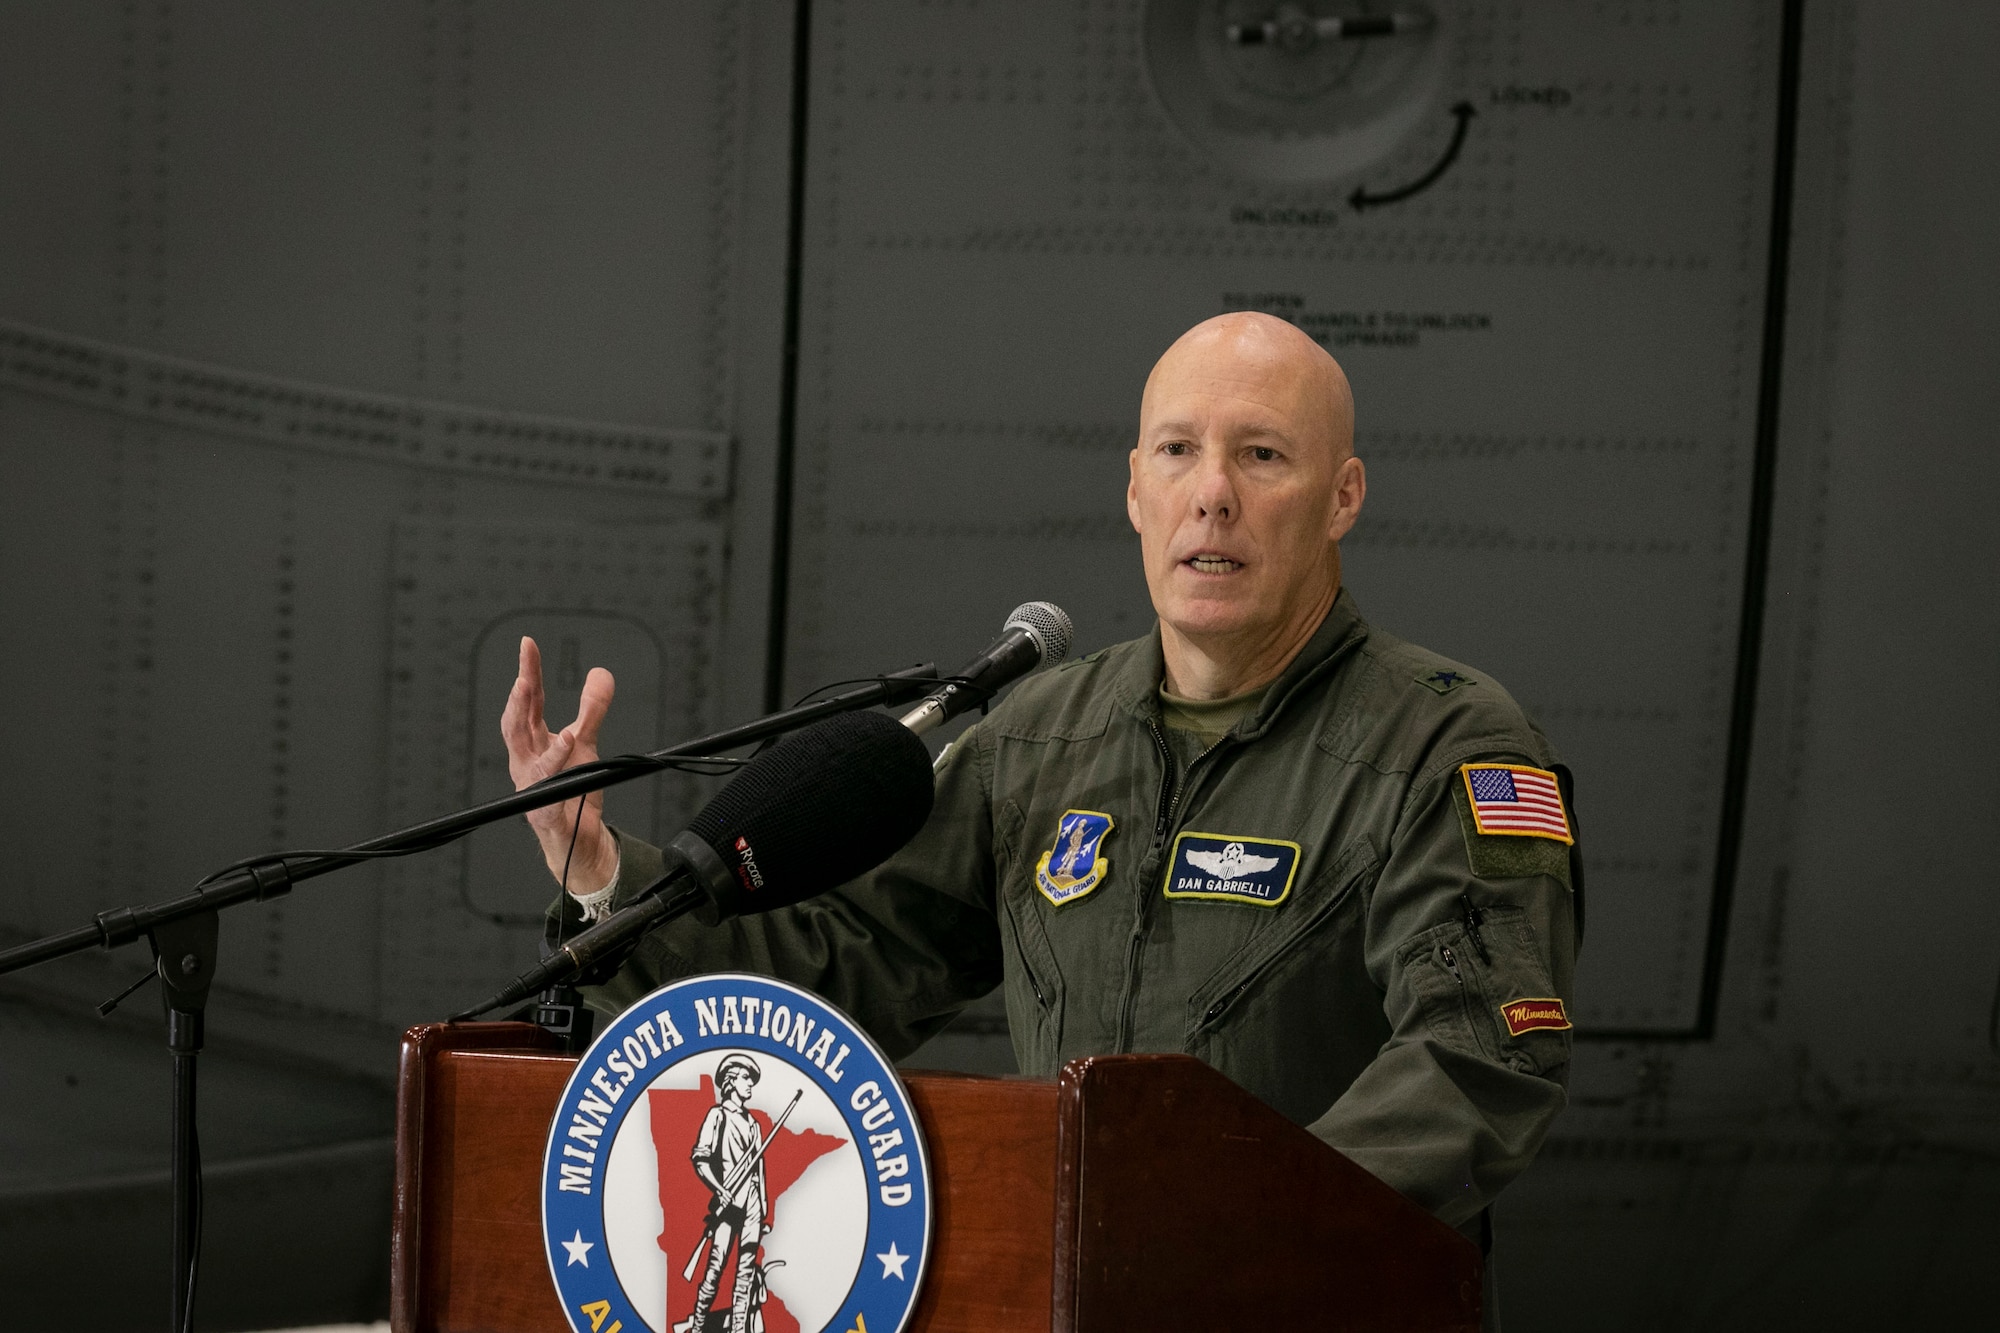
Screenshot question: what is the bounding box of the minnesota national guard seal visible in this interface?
[542,973,931,1333]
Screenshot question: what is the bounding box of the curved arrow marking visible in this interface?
[1349,101,1477,211]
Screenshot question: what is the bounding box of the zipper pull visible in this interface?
[1203,982,1247,1024]
[1148,720,1178,840]
[1440,944,1463,985]
[1459,893,1492,966]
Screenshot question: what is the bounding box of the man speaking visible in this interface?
[503,312,1579,1291]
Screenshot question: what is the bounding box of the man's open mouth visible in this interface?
[1185,555,1241,574]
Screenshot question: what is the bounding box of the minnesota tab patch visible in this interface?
[1461,763,1573,843]
[1499,996,1572,1036]
[1036,810,1114,906]
[1162,833,1301,906]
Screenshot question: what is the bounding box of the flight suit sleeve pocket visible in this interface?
[1392,910,1571,1079]
[1393,922,1485,1060]
[1474,907,1572,1078]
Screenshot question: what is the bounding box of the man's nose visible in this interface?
[1191,452,1237,520]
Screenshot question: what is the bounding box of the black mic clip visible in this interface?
[451,831,723,1023]
[532,983,596,1052]
[899,601,1072,737]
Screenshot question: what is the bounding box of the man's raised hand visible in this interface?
[501,635,621,895]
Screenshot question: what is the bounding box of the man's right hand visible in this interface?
[501,635,622,896]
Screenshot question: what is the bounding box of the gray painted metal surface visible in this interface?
[781,0,1780,1036]
[0,2,1994,1329]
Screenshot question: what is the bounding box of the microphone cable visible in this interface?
[185,667,948,892]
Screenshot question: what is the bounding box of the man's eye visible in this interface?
[1162,442,1190,456]
[1250,447,1279,462]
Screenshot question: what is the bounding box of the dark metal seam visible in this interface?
[762,0,816,712]
[1687,0,1809,1042]
[1579,0,1808,1044]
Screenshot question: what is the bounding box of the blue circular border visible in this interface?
[540,973,932,1333]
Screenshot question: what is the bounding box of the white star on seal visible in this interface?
[561,1230,594,1267]
[876,1241,909,1280]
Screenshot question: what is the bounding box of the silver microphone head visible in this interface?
[1004,601,1073,670]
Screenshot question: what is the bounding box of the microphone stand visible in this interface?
[0,661,938,1333]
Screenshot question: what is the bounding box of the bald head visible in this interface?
[1127,312,1367,698]
[1143,312,1355,466]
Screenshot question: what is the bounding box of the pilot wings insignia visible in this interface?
[1164,832,1301,906]
[1184,842,1281,878]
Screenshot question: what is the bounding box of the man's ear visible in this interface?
[1327,455,1366,543]
[1126,447,1145,534]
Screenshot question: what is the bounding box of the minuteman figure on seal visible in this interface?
[684,1053,782,1333]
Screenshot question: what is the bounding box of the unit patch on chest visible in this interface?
[1162,832,1301,906]
[1035,810,1115,906]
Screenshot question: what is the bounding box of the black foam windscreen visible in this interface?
[685,709,936,919]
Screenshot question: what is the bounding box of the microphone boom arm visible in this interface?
[0,663,942,979]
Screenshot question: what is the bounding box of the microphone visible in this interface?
[899,601,1072,736]
[452,708,935,1020]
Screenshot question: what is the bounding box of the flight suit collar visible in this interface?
[1239,587,1371,741]
[1109,586,1371,733]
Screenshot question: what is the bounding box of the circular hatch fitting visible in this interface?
[1142,0,1447,184]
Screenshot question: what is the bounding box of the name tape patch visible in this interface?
[1499,996,1572,1036]
[1461,763,1573,844]
[1162,832,1301,906]
[1035,810,1114,906]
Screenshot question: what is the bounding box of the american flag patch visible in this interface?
[1462,764,1573,843]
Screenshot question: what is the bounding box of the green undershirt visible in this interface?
[1157,682,1270,755]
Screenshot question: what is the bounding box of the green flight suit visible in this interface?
[562,589,1580,1233]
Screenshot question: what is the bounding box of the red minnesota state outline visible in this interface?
[647,1079,847,1333]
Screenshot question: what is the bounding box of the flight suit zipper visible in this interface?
[1149,719,1178,838]
[1116,719,1222,1050]
[1193,853,1377,1031]
[1005,909,1048,1009]
[1436,940,1495,1057]
[1202,984,1246,1025]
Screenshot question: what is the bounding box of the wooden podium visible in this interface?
[391,1023,1481,1333]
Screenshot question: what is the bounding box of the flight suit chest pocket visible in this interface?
[1396,905,1571,1078]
